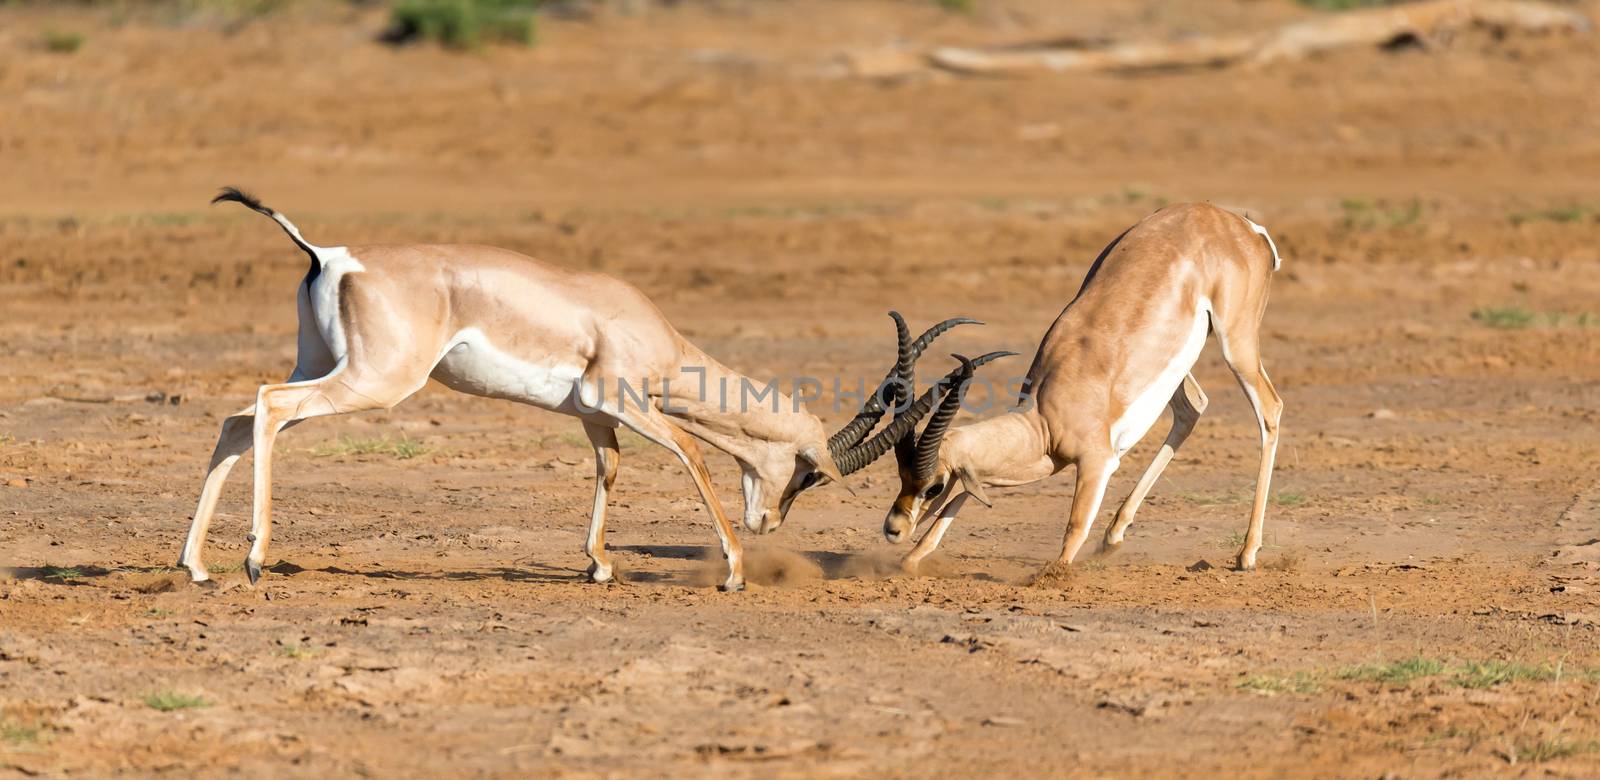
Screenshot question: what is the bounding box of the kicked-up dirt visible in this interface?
[3,1,1600,777]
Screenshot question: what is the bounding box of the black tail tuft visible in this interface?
[210,185,320,270]
[212,186,272,215]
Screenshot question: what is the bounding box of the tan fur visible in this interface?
[179,238,848,592]
[888,203,1284,573]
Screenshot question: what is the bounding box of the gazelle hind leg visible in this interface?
[581,421,621,583]
[178,405,255,582]
[244,367,418,585]
[184,280,339,582]
[1100,373,1208,553]
[1214,326,1283,570]
[180,367,330,580]
[1053,455,1121,567]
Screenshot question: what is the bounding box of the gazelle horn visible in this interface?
[826,313,980,461]
[836,351,1014,475]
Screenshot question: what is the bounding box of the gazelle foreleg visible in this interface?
[900,492,969,573]
[1100,373,1208,553]
[607,406,745,591]
[581,420,621,583]
[1054,454,1120,566]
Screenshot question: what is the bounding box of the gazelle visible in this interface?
[881,202,1285,573]
[179,188,975,591]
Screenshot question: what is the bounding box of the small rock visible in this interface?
[1367,408,1398,420]
[5,478,27,488]
[982,716,1027,727]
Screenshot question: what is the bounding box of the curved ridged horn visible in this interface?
[836,350,1014,475]
[914,351,1018,479]
[826,313,981,460]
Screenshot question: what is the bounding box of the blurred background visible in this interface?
[4,0,1597,215]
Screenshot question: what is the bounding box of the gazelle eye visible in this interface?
[922,483,944,500]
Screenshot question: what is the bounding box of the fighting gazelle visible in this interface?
[179,188,978,591]
[881,202,1285,574]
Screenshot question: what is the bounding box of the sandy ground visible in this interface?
[3,1,1600,777]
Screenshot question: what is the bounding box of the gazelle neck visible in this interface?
[946,409,1057,489]
[657,347,825,459]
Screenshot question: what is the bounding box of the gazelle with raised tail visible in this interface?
[178,188,976,591]
[879,203,1285,574]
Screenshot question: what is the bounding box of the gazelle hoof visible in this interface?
[718,577,745,593]
[586,562,614,584]
[245,559,262,586]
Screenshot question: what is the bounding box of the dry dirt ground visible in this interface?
[3,1,1600,777]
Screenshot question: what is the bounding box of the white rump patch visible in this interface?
[306,246,366,363]
[1242,216,1282,271]
[1109,298,1212,457]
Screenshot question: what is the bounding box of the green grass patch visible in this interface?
[387,0,540,50]
[1517,738,1600,764]
[1,720,41,745]
[279,643,316,660]
[934,0,975,12]
[1470,307,1595,330]
[1451,659,1559,689]
[1239,673,1320,696]
[41,565,85,581]
[42,30,84,54]
[1182,490,1305,507]
[1340,197,1423,230]
[1335,657,1597,688]
[1336,656,1446,684]
[1471,306,1536,330]
[143,691,207,712]
[1509,205,1595,226]
[1273,490,1307,507]
[312,435,430,460]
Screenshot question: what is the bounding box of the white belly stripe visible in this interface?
[1108,298,1212,457]
[430,327,587,414]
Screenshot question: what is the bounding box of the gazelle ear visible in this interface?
[956,465,991,507]
[801,445,854,496]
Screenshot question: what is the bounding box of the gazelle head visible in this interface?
[881,351,1013,543]
[737,436,847,535]
[739,313,988,535]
